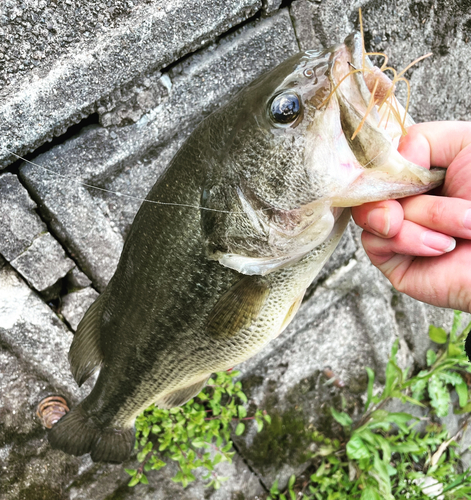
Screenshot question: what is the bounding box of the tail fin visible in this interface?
[48,404,135,463]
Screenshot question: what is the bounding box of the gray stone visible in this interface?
[67,266,93,291]
[10,231,75,292]
[0,435,85,500]
[98,72,170,128]
[0,172,46,261]
[290,0,323,51]
[262,0,283,15]
[0,266,89,403]
[0,348,55,443]
[61,287,100,331]
[0,0,263,168]
[19,11,299,286]
[67,452,265,500]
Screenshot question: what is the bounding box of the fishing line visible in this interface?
[3,148,238,215]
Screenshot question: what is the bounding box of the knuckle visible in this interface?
[428,198,447,226]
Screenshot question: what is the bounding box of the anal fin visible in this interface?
[155,376,211,409]
[276,292,305,338]
[69,292,106,387]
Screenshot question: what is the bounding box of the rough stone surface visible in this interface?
[0,266,89,402]
[10,231,74,292]
[0,0,262,167]
[61,287,100,331]
[0,172,46,261]
[290,0,471,122]
[262,0,283,15]
[67,266,93,291]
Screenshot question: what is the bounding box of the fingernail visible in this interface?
[422,231,456,252]
[367,208,390,236]
[464,209,471,230]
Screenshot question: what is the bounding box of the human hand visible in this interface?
[351,121,471,313]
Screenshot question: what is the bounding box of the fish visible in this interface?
[48,31,445,463]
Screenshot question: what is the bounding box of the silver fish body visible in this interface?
[48,33,445,462]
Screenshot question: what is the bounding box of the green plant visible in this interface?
[268,311,471,500]
[125,370,270,488]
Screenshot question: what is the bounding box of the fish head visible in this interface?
[201,35,445,275]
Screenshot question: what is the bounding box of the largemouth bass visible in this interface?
[49,33,445,463]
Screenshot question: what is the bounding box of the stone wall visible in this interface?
[1,0,471,498]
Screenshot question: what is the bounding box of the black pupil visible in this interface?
[270,93,300,124]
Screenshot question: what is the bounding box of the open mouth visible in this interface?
[319,32,446,205]
[330,32,414,155]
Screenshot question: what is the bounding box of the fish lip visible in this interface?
[343,32,364,69]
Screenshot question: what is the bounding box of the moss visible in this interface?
[104,483,129,500]
[18,484,64,500]
[238,371,363,475]
[247,406,312,472]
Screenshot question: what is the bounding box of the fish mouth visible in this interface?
[326,32,445,205]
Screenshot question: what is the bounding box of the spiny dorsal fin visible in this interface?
[206,276,269,339]
[156,376,211,409]
[68,292,105,387]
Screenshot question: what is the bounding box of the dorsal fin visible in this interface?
[68,293,105,387]
[206,276,269,339]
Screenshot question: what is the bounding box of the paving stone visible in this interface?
[19,11,299,287]
[0,0,263,168]
[0,172,46,261]
[0,266,90,403]
[18,164,125,292]
[0,435,85,500]
[10,231,74,292]
[61,287,100,331]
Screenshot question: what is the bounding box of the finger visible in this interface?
[351,200,404,238]
[398,121,471,168]
[360,240,471,312]
[400,195,471,239]
[362,220,456,260]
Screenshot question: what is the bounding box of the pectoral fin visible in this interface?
[206,276,270,339]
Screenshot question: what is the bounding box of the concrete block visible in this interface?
[0,0,263,168]
[0,266,89,402]
[0,172,46,261]
[10,231,75,292]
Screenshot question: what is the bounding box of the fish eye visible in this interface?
[269,92,302,125]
